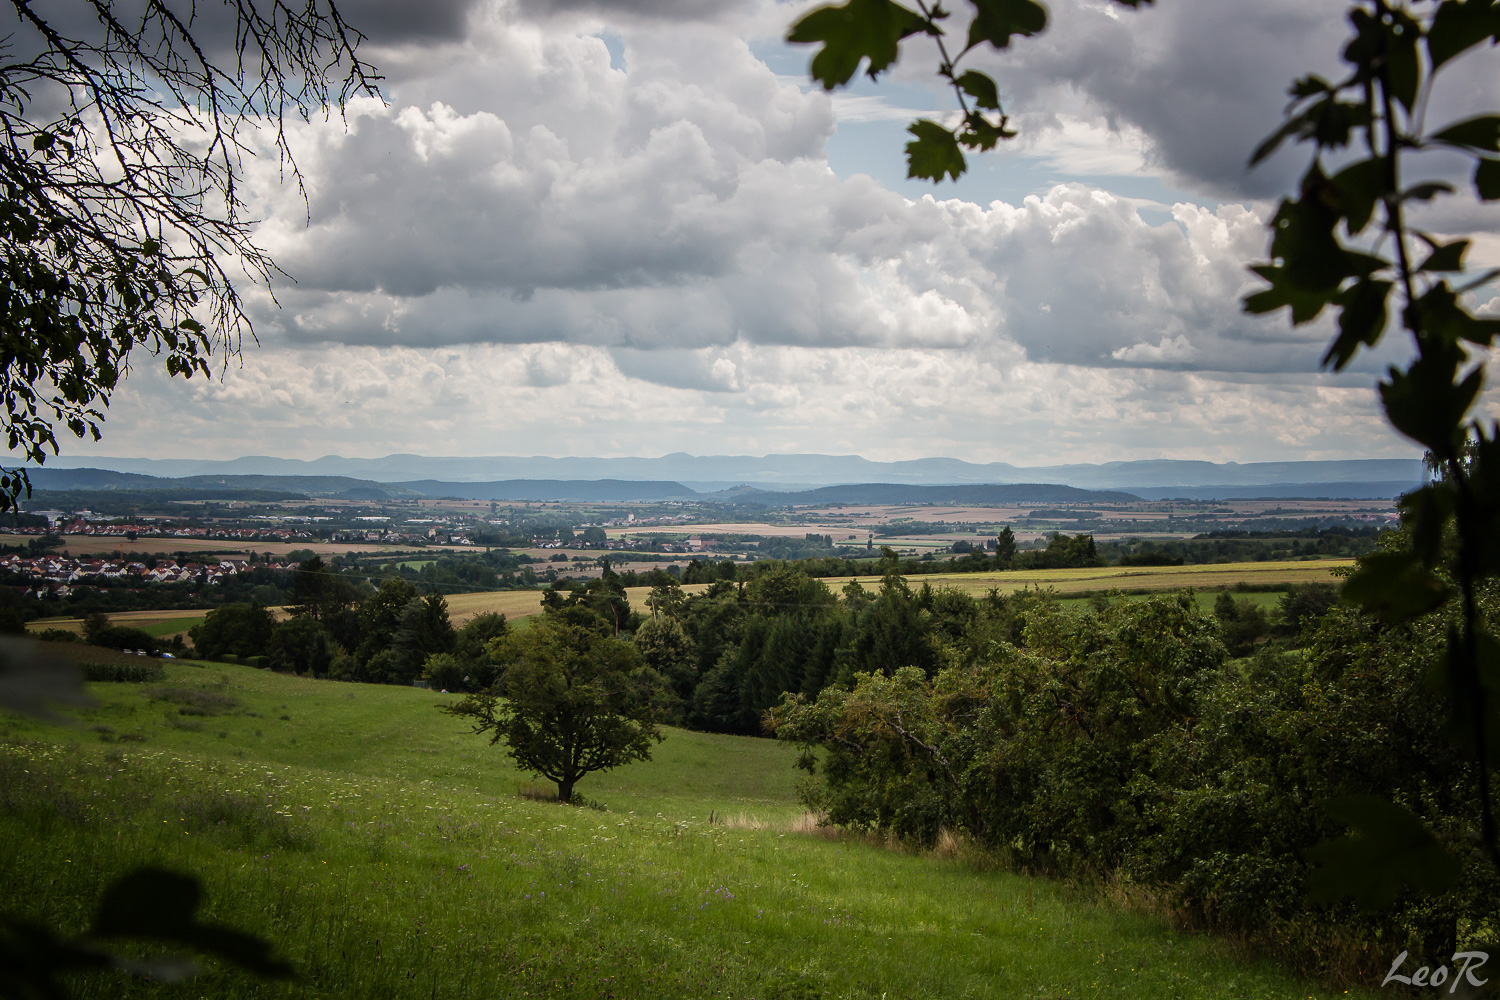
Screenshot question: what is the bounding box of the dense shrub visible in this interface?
[189,603,274,660]
[80,659,165,683]
[769,587,1500,977]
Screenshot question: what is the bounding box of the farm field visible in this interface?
[30,607,218,634]
[0,661,1369,999]
[443,584,715,624]
[824,558,1355,598]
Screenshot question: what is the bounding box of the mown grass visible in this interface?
[0,662,1371,999]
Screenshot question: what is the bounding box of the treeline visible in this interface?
[375,550,550,592]
[1105,525,1382,565]
[184,558,510,685]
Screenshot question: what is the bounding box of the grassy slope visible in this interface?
[0,663,1364,999]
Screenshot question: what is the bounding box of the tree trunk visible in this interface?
[556,778,574,803]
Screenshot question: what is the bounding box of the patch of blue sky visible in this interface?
[599,31,626,72]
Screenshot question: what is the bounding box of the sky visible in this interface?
[33,0,1500,467]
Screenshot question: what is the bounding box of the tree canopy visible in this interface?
[445,619,664,803]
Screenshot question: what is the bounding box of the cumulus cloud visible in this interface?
[236,1,1499,386]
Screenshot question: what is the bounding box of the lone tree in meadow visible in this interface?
[445,618,665,803]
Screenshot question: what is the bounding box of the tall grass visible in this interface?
[0,662,1368,999]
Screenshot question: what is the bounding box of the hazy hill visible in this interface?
[715,483,1141,505]
[391,479,700,502]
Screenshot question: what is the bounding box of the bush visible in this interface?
[189,603,274,660]
[421,652,469,692]
[80,660,165,683]
[87,625,158,655]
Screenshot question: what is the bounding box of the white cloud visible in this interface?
[1013,115,1152,177]
[1112,335,1197,365]
[826,92,928,124]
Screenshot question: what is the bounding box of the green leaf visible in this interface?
[1398,484,1456,566]
[1379,347,1482,453]
[1330,157,1383,234]
[1306,796,1460,910]
[1476,157,1500,200]
[905,119,966,182]
[955,70,1001,111]
[1435,627,1500,763]
[1408,281,1500,346]
[958,112,1009,151]
[787,0,929,89]
[1427,0,1500,70]
[1399,181,1456,203]
[1342,550,1450,621]
[92,869,294,979]
[1323,277,1391,370]
[1289,74,1333,99]
[1418,238,1470,272]
[1250,116,1309,166]
[1243,267,1338,325]
[967,0,1048,50]
[1263,176,1387,296]
[1385,8,1423,113]
[1250,99,1368,166]
[1430,115,1500,153]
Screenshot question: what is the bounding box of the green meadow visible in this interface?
[1055,590,1287,613]
[1,662,1366,999]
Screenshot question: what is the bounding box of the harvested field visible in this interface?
[443,583,714,624]
[822,559,1355,597]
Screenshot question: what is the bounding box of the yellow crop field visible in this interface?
[443,583,714,623]
[30,607,217,634]
[822,559,1355,597]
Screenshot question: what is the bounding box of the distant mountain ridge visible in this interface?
[723,483,1141,505]
[391,479,700,502]
[18,452,1426,493]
